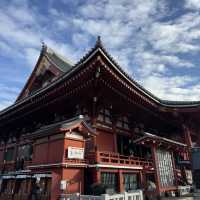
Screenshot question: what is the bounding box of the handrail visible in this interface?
[87,151,153,168]
[65,158,87,164]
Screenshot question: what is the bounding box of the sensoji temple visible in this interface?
[0,37,198,200]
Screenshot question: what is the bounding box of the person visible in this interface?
[147,180,156,191]
[30,182,41,200]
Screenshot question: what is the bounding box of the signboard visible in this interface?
[68,146,84,159]
[60,180,67,190]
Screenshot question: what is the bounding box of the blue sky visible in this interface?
[1,0,200,111]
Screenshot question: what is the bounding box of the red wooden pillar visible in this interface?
[113,128,118,153]
[2,141,6,161]
[94,148,101,184]
[139,171,144,189]
[14,137,20,165]
[92,97,98,126]
[32,143,37,164]
[182,124,192,161]
[151,144,161,197]
[171,151,178,187]
[2,141,7,172]
[118,170,124,192]
[96,169,101,184]
[182,125,192,148]
[47,136,50,164]
[94,136,97,152]
[62,135,67,163]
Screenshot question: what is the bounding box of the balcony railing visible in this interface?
[0,153,153,171]
[0,160,32,172]
[87,151,153,169]
[65,158,87,164]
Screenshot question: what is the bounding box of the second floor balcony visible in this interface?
[87,150,154,170]
[0,159,32,173]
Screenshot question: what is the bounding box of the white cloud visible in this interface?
[134,51,194,76]
[0,83,21,111]
[0,12,41,47]
[72,33,90,47]
[0,100,14,111]
[0,84,20,95]
[1,0,200,106]
[185,0,200,10]
[74,0,200,75]
[0,41,23,58]
[0,1,79,65]
[24,48,40,67]
[148,20,200,54]
[75,0,164,49]
[7,5,36,24]
[140,74,200,101]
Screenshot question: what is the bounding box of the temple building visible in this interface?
[0,37,198,200]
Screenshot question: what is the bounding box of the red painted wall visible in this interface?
[33,138,64,164]
[96,130,115,152]
[48,139,64,163]
[0,149,4,162]
[33,142,49,164]
[62,168,84,194]
[64,138,84,149]
[51,168,62,200]
[50,168,84,200]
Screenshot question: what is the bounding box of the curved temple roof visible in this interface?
[25,115,97,140]
[1,36,200,117]
[16,44,73,101]
[44,45,73,73]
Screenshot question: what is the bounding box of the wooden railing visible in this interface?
[87,151,153,169]
[0,152,153,170]
[65,158,87,164]
[0,160,32,172]
[0,161,15,171]
[0,193,50,200]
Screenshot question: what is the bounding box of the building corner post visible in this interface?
[151,144,161,197]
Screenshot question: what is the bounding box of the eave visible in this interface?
[133,132,187,150]
[1,37,200,122]
[25,115,97,140]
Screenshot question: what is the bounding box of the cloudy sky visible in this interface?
[1,0,200,111]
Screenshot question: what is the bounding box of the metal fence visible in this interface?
[60,190,143,200]
[177,185,191,196]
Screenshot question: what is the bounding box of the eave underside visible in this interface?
[0,42,200,130]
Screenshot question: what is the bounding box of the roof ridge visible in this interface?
[39,115,84,130]
[1,37,200,116]
[93,38,200,106]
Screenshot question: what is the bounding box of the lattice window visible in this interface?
[97,108,112,125]
[18,144,33,161]
[156,149,175,187]
[4,147,14,161]
[101,172,118,191]
[116,116,129,130]
[123,173,138,191]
